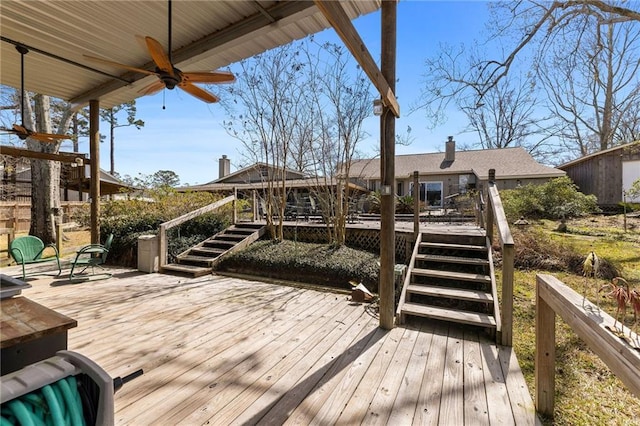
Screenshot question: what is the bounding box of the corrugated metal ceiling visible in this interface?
[0,1,381,109]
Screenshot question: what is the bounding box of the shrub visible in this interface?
[218,240,380,292]
[396,194,413,214]
[497,227,618,279]
[501,176,599,221]
[99,190,230,266]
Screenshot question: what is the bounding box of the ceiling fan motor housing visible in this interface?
[158,68,181,89]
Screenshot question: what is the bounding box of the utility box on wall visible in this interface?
[137,235,158,273]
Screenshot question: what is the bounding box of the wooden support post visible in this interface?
[233,187,238,224]
[535,280,556,418]
[252,190,257,222]
[413,171,419,242]
[379,0,397,330]
[89,100,100,244]
[501,244,514,346]
[56,222,63,255]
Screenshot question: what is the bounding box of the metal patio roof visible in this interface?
[0,1,381,109]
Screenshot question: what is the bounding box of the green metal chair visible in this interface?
[69,234,114,281]
[9,235,61,280]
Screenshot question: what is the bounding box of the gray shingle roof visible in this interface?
[349,147,565,180]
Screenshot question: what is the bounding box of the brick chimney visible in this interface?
[218,155,230,179]
[445,136,455,162]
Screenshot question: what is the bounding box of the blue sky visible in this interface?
[71,1,491,186]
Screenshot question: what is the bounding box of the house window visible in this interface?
[413,181,443,208]
[458,175,469,194]
[425,182,443,207]
[397,182,403,196]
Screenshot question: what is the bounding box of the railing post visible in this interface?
[252,190,257,222]
[159,224,167,269]
[502,243,514,346]
[535,276,557,418]
[486,190,494,243]
[233,187,237,225]
[413,171,419,241]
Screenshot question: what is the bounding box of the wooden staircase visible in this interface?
[162,223,265,278]
[397,229,500,337]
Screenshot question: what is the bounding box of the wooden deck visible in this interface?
[8,267,539,425]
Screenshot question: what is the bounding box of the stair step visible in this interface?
[402,302,496,328]
[162,263,211,278]
[415,254,489,266]
[217,234,248,241]
[412,268,491,284]
[190,247,226,256]
[227,228,257,234]
[407,284,493,303]
[204,240,236,247]
[177,254,218,265]
[420,242,487,252]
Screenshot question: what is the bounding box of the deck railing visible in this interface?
[484,171,515,347]
[158,194,236,270]
[535,274,640,418]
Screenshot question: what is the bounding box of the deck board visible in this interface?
[9,266,539,425]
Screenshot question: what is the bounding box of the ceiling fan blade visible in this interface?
[37,132,72,140]
[182,71,236,84]
[139,80,166,96]
[13,124,28,133]
[178,82,219,103]
[29,134,61,143]
[145,36,174,76]
[84,54,157,76]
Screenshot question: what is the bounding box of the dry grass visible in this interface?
[0,229,90,267]
[506,213,640,425]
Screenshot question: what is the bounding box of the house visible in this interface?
[180,155,368,202]
[558,141,640,206]
[348,137,566,208]
[0,156,132,202]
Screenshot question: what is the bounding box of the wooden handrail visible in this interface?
[158,195,235,269]
[535,274,640,418]
[395,232,422,324]
[485,180,515,346]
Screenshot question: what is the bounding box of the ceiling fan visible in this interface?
[0,45,73,143]
[84,0,235,103]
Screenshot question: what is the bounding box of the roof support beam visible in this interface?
[313,0,400,118]
[70,1,317,105]
[0,146,90,165]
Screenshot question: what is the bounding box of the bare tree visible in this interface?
[418,42,553,158]
[24,92,75,243]
[222,43,306,241]
[303,40,373,245]
[416,1,640,161]
[538,15,640,157]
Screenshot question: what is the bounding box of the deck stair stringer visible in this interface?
[396,228,499,340]
[161,223,265,278]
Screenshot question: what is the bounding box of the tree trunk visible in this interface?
[28,157,60,244]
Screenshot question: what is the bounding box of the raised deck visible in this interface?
[16,267,539,425]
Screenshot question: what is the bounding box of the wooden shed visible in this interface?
[558,141,640,207]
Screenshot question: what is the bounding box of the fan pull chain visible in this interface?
[163,89,166,110]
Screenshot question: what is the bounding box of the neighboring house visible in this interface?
[0,157,132,201]
[180,155,367,201]
[558,141,640,206]
[348,138,566,208]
